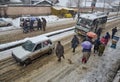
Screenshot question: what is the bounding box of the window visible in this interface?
[22,40,35,52]
[43,41,49,47]
[34,43,42,51]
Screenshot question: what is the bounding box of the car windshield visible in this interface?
[22,40,35,52]
[77,18,93,28]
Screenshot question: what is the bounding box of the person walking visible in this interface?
[81,41,92,64]
[98,43,105,56]
[41,18,47,31]
[55,41,65,62]
[112,27,117,39]
[30,18,34,32]
[100,36,108,45]
[96,28,102,38]
[83,35,93,44]
[93,38,100,54]
[37,18,42,30]
[71,35,79,53]
[104,32,110,45]
[23,19,28,33]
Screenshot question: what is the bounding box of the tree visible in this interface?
[66,0,73,7]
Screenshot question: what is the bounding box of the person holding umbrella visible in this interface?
[83,31,97,44]
[81,41,92,63]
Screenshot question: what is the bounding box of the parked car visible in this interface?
[12,35,54,66]
[0,18,12,27]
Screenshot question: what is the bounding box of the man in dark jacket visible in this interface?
[71,35,79,53]
[55,41,65,62]
[37,18,42,30]
[112,27,117,39]
[23,19,28,33]
[96,28,102,38]
[93,38,100,53]
[42,18,47,31]
[30,19,34,32]
[104,32,110,45]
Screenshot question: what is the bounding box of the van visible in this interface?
[12,35,54,66]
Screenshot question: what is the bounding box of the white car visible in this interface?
[12,35,54,66]
[0,18,12,27]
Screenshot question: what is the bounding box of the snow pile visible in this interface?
[79,32,120,82]
[12,17,21,27]
[1,18,13,23]
[113,70,120,82]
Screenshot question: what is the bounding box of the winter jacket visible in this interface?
[112,28,117,35]
[94,38,100,50]
[100,37,108,45]
[105,32,110,40]
[83,36,93,44]
[71,36,79,48]
[98,44,105,54]
[55,43,64,58]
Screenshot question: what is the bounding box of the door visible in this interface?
[31,43,42,60]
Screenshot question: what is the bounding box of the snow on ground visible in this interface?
[79,31,120,82]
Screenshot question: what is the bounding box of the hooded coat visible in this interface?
[55,43,64,58]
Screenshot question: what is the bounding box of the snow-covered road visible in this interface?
[0,14,120,61]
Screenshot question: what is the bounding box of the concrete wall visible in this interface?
[0,6,51,17]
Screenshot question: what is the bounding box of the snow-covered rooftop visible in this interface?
[52,6,76,10]
[33,0,52,5]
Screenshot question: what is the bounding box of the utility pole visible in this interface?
[103,0,105,12]
[78,0,80,18]
[117,2,120,16]
[85,0,86,8]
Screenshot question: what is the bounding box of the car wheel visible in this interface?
[48,49,52,55]
[7,23,12,26]
[24,58,32,66]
